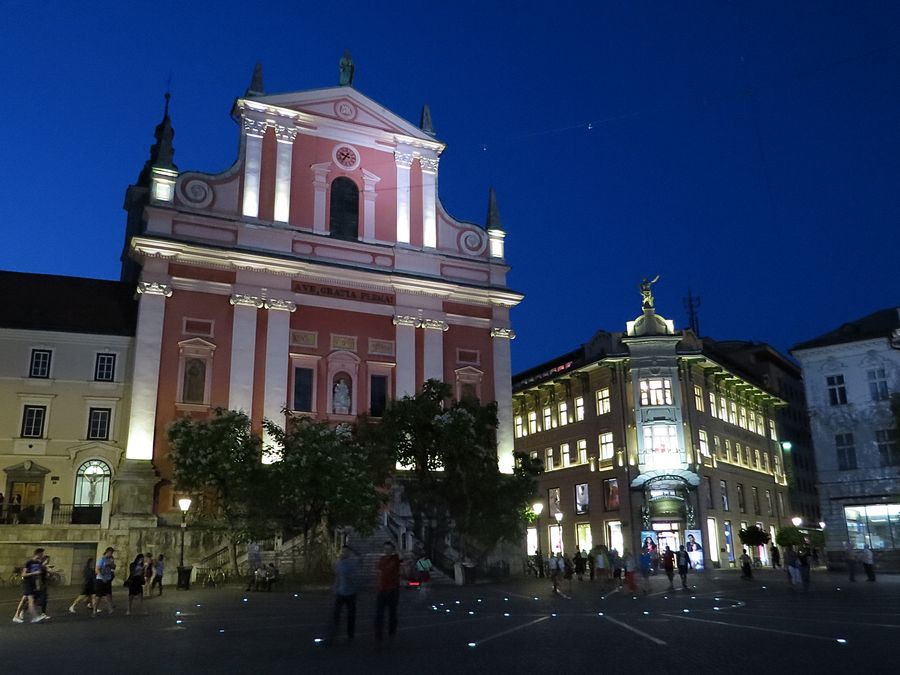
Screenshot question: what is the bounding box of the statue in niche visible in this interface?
[338,50,354,87]
[639,275,660,310]
[333,378,351,414]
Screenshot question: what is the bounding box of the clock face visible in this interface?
[334,145,359,170]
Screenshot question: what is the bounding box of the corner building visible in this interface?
[513,300,792,568]
[122,70,522,517]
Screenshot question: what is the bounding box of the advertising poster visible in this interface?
[684,529,705,570]
[640,530,659,555]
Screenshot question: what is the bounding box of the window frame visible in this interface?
[29,348,52,379]
[86,407,111,441]
[93,352,117,382]
[21,405,47,438]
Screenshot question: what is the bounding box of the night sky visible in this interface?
[4,1,899,373]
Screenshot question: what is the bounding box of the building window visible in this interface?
[738,406,747,429]
[737,484,746,513]
[724,439,732,462]
[599,432,615,461]
[94,353,116,382]
[768,419,778,442]
[370,374,388,417]
[528,411,538,434]
[575,483,589,514]
[561,443,571,468]
[549,487,561,517]
[543,406,553,431]
[694,385,704,412]
[21,405,46,438]
[762,452,769,473]
[728,401,737,425]
[844,504,900,550]
[640,378,673,406]
[868,368,889,402]
[836,433,857,470]
[514,415,524,438]
[329,176,359,240]
[753,449,761,469]
[292,367,314,412]
[713,435,722,459]
[876,429,899,467]
[735,442,743,465]
[704,476,713,509]
[558,402,569,426]
[574,396,585,422]
[74,459,111,506]
[577,439,588,464]
[698,429,710,457]
[87,408,111,441]
[720,480,729,511]
[596,388,611,415]
[756,413,765,436]
[719,396,728,420]
[827,374,847,405]
[177,339,215,406]
[752,486,760,515]
[777,492,785,519]
[545,448,555,471]
[709,392,717,417]
[765,489,774,516]
[773,452,781,475]
[29,349,52,378]
[603,478,620,510]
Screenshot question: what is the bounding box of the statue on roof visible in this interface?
[339,50,354,87]
[639,275,660,310]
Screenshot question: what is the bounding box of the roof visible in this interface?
[791,307,900,352]
[0,271,137,336]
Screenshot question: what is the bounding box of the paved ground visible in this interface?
[1,568,898,674]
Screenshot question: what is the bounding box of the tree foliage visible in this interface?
[775,525,807,548]
[738,525,770,548]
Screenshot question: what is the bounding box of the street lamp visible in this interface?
[818,521,826,530]
[554,511,563,554]
[532,502,545,577]
[792,516,803,528]
[177,497,192,590]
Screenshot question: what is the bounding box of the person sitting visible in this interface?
[264,563,279,591]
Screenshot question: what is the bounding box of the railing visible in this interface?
[0,504,44,524]
[50,504,102,525]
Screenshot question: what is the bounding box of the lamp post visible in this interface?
[792,516,803,528]
[177,497,192,590]
[532,502,545,578]
[554,511,564,555]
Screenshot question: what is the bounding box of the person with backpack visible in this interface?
[676,545,692,590]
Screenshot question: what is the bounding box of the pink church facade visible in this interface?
[122,71,523,515]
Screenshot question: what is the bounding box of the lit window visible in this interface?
[698,429,710,456]
[558,402,569,427]
[753,449,761,469]
[577,439,588,464]
[94,353,116,382]
[642,425,680,468]
[29,349,52,378]
[694,385,704,412]
[603,479,620,509]
[514,415,524,438]
[720,480,729,511]
[868,369,889,402]
[762,452,769,473]
[561,443,571,468]
[876,429,899,467]
[21,405,46,438]
[765,490,774,516]
[756,413,764,436]
[599,432,615,460]
[528,411,538,434]
[735,442,743,465]
[713,435,722,458]
[835,433,856,470]
[768,420,778,441]
[709,392,717,418]
[640,379,673,406]
[74,460,112,507]
[596,388,611,415]
[773,452,781,475]
[729,401,737,425]
[87,408,111,441]
[719,396,728,420]
[827,375,847,406]
[575,483,589,514]
[543,406,553,431]
[545,447,555,471]
[574,396,585,422]
[738,406,747,429]
[724,439,732,462]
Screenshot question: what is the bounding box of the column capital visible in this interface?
[392,314,420,327]
[419,156,439,173]
[490,327,516,340]
[264,298,297,312]
[229,293,265,308]
[274,123,298,143]
[394,151,414,169]
[137,281,173,297]
[421,318,449,332]
[242,117,268,138]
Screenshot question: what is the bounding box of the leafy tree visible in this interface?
[738,525,770,550]
[775,525,807,548]
[167,408,273,571]
[367,379,541,561]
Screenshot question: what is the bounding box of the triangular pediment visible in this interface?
[245,87,443,147]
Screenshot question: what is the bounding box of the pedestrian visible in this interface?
[623,549,637,593]
[12,549,47,623]
[661,546,676,590]
[593,546,608,583]
[573,550,586,581]
[797,548,811,592]
[69,558,95,614]
[676,545,691,590]
[587,550,595,581]
[783,545,799,586]
[265,563,279,591]
[328,545,359,645]
[93,547,116,616]
[739,549,753,580]
[638,548,652,595]
[414,551,433,597]
[846,546,857,582]
[770,544,781,569]
[374,541,400,644]
[548,552,562,594]
[611,549,622,587]
[150,555,165,596]
[861,546,876,581]
[562,554,574,593]
[126,553,146,615]
[144,552,154,588]
[36,554,52,619]
[533,549,545,578]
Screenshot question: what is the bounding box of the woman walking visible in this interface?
[69,558,96,614]
[126,553,146,615]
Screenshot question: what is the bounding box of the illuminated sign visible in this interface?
[291,281,394,305]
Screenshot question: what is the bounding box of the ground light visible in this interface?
[468,642,477,648]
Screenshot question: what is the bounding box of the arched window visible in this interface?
[74,460,111,506]
[329,177,359,240]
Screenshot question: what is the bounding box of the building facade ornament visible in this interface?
[392,314,420,327]
[393,151,414,169]
[229,293,265,308]
[274,124,298,143]
[419,156,439,173]
[420,318,449,331]
[263,298,297,312]
[490,327,516,340]
[137,281,173,297]
[242,117,268,137]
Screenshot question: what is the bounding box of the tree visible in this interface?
[167,408,273,571]
[738,525,770,552]
[366,379,541,561]
[775,525,807,548]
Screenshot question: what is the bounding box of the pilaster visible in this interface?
[262,297,296,463]
[361,168,381,242]
[311,162,331,234]
[491,326,517,474]
[393,314,418,397]
[394,151,414,244]
[228,294,264,414]
[242,117,267,219]
[419,157,439,248]
[273,124,298,223]
[422,317,448,382]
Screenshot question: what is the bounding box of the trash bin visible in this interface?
[177,566,193,590]
[462,562,476,585]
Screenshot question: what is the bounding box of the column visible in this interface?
[125,281,172,460]
[419,157,439,248]
[242,118,267,219]
[421,318,448,382]
[228,294,264,414]
[393,314,418,397]
[273,124,298,223]
[394,151,413,244]
[491,327,517,474]
[361,169,381,242]
[262,298,296,463]
[311,163,331,234]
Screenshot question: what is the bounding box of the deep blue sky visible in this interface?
[4,1,899,373]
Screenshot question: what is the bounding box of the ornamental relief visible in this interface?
[177,177,215,209]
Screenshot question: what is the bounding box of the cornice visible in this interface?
[136,281,173,297]
[0,329,134,346]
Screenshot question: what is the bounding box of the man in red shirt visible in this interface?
[375,541,401,643]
